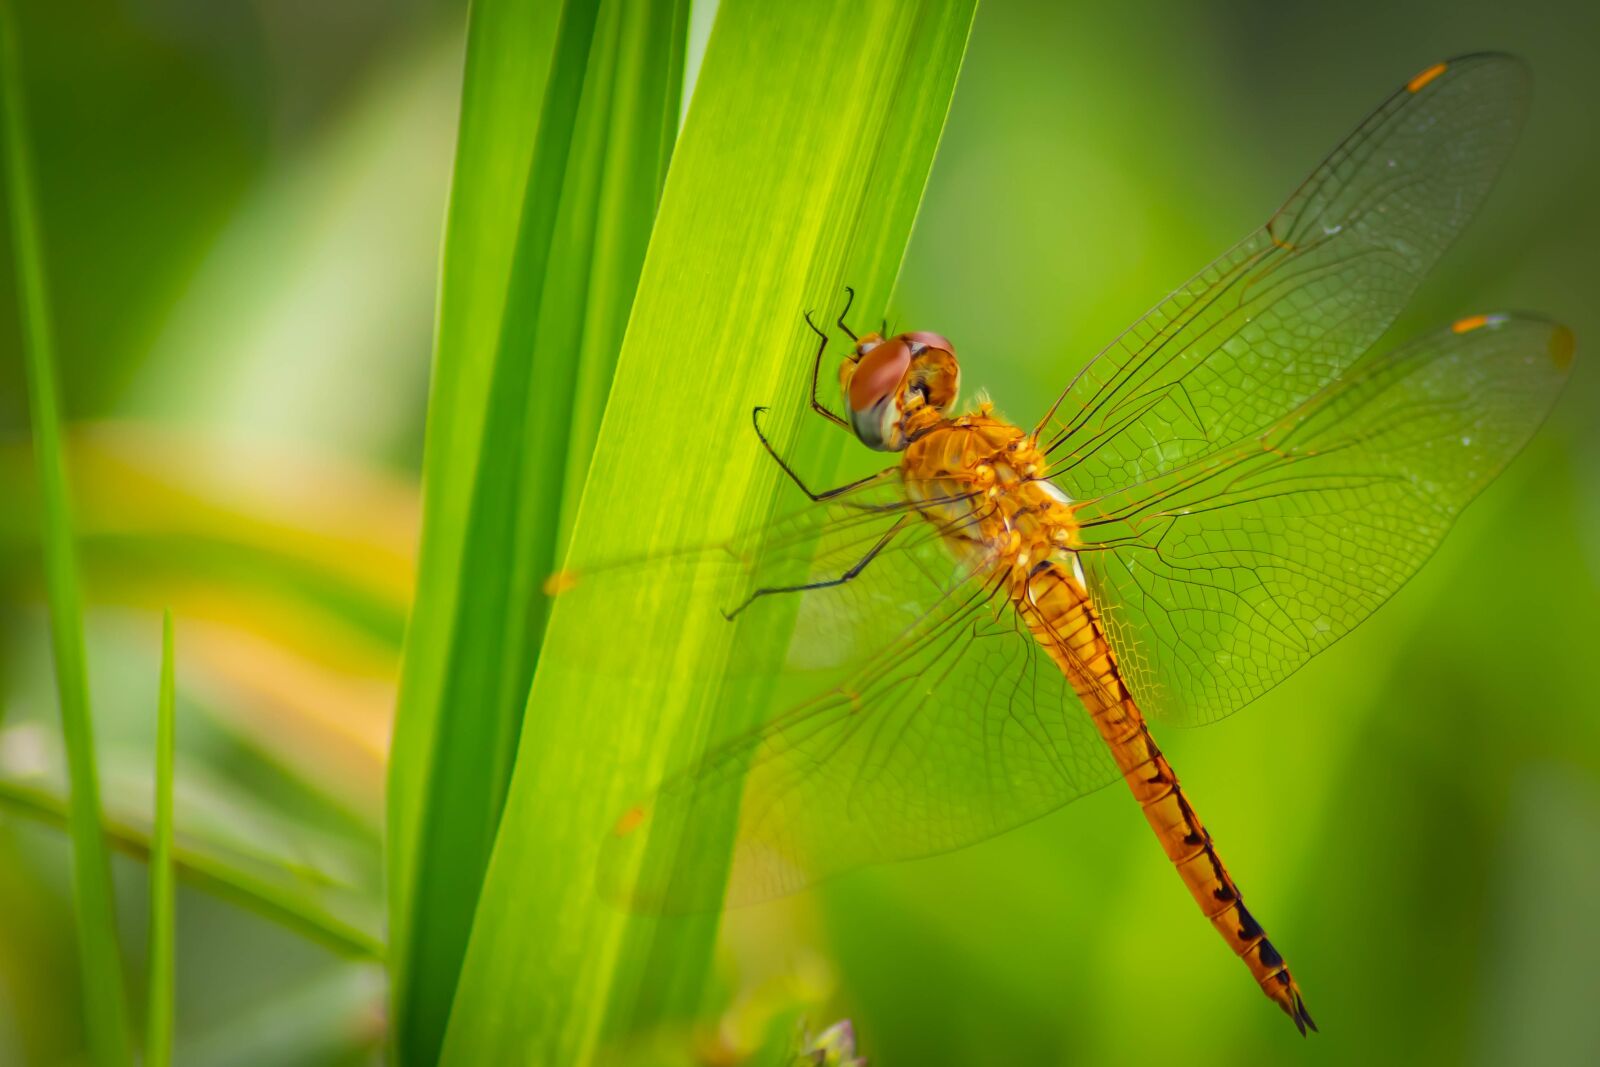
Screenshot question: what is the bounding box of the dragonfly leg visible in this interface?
[834,284,859,340]
[751,406,885,501]
[803,308,852,431]
[722,517,904,620]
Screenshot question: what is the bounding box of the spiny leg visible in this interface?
[722,517,904,620]
[803,309,852,431]
[801,285,878,430]
[835,284,859,340]
[750,406,887,501]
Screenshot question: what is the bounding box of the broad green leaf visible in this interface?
[145,610,176,1067]
[0,3,131,1062]
[388,0,687,1061]
[439,1,977,1063]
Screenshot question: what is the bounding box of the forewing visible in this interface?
[1042,54,1529,498]
[596,551,1118,911]
[551,470,972,679]
[1073,314,1573,726]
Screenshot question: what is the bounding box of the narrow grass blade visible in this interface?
[386,0,559,926]
[0,777,383,960]
[388,0,687,1061]
[145,610,176,1067]
[0,3,132,1062]
[439,1,977,1062]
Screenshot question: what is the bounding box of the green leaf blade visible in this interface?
[0,3,133,1063]
[386,0,564,973]
[0,774,383,961]
[388,0,688,1062]
[439,1,977,1062]
[145,610,176,1067]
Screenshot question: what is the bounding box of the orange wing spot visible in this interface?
[1407,61,1449,93]
[614,805,647,837]
[543,570,580,596]
[1451,313,1491,334]
[1550,325,1577,370]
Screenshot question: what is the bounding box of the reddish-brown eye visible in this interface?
[848,337,910,412]
[901,330,956,357]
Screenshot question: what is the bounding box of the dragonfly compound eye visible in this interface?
[840,336,913,451]
[847,337,911,413]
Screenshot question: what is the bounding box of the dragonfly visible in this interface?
[552,53,1573,1034]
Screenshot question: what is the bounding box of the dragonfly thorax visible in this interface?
[839,331,960,451]
[901,411,1082,584]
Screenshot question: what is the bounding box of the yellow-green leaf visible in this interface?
[439,1,977,1062]
[387,0,688,1062]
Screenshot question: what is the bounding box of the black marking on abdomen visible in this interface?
[1205,844,1237,903]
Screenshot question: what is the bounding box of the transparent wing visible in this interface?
[578,483,1119,912]
[551,470,990,678]
[1040,54,1530,498]
[1072,314,1573,727]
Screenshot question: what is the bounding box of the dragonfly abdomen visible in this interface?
[1020,560,1318,1035]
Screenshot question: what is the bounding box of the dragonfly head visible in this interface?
[839,331,960,451]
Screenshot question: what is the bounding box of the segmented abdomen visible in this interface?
[1017,557,1318,1035]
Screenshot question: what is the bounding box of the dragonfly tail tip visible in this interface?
[1289,990,1317,1036]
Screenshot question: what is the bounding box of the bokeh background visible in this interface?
[2,0,1596,1064]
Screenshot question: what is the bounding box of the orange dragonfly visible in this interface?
[554,53,1574,1033]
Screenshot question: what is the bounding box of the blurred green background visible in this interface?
[2,0,1596,1064]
